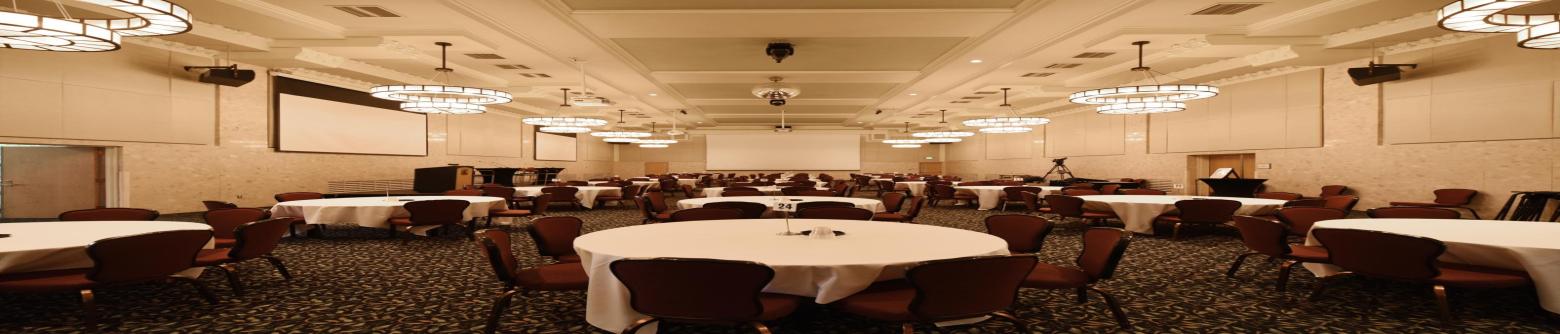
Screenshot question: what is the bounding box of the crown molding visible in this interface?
[126,38,221,58]
[1378,32,1501,55]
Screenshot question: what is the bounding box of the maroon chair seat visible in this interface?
[541,187,583,210]
[880,192,908,213]
[1045,195,1118,227]
[387,199,472,240]
[490,196,549,225]
[1000,186,1043,211]
[1274,207,1348,238]
[1156,199,1241,241]
[202,201,239,210]
[193,218,295,295]
[1366,207,1463,219]
[274,192,323,202]
[873,197,926,223]
[1021,227,1133,329]
[1309,228,1532,325]
[1062,188,1101,196]
[525,216,583,264]
[833,256,1035,333]
[57,208,161,221]
[928,184,977,207]
[612,258,802,333]
[796,201,854,210]
[1226,216,1331,292]
[0,229,218,330]
[476,229,589,334]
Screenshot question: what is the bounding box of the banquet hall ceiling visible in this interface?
[139,0,1446,130]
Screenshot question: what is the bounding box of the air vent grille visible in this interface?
[1073,52,1115,58]
[1020,72,1055,77]
[1192,3,1265,15]
[331,6,400,18]
[518,73,552,78]
[465,53,506,59]
[959,96,984,100]
[973,91,999,95]
[495,64,531,70]
[1045,63,1082,69]
[949,101,973,104]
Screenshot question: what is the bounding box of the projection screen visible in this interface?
[705,134,861,170]
[534,130,578,161]
[276,94,427,156]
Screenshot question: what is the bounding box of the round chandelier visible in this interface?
[980,127,1034,134]
[370,42,511,114]
[884,122,928,146]
[883,139,926,144]
[639,144,669,148]
[590,131,652,138]
[891,144,922,149]
[962,88,1050,131]
[523,88,609,132]
[1070,41,1218,115]
[751,76,800,101]
[1438,0,1560,49]
[539,126,591,134]
[1,0,193,52]
[603,137,640,144]
[638,139,678,145]
[913,110,976,139]
[923,137,962,143]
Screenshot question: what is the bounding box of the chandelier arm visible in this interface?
[50,0,71,20]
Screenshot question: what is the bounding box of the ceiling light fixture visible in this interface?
[1438,0,1560,48]
[884,122,928,145]
[567,59,612,107]
[979,127,1034,134]
[634,122,678,146]
[923,137,962,143]
[914,109,975,139]
[1069,41,1217,114]
[603,137,640,144]
[539,126,591,133]
[891,144,923,148]
[962,88,1050,130]
[752,76,799,106]
[969,59,984,64]
[591,110,651,138]
[371,42,511,114]
[0,0,192,52]
[523,88,608,131]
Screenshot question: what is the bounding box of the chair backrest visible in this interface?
[796,201,854,210]
[901,197,927,221]
[444,189,484,196]
[779,186,811,196]
[525,216,583,258]
[796,207,875,220]
[541,187,579,202]
[1312,228,1443,280]
[704,201,769,219]
[1019,191,1042,212]
[905,255,1037,321]
[1002,186,1042,201]
[204,208,269,239]
[1367,207,1463,219]
[228,218,296,260]
[274,192,324,202]
[1076,227,1132,281]
[475,229,519,285]
[881,192,908,213]
[1099,184,1121,195]
[681,185,701,198]
[1232,216,1293,257]
[1255,192,1303,201]
[1432,188,1478,205]
[1319,185,1349,197]
[721,190,765,197]
[58,208,160,221]
[1171,199,1240,224]
[1120,189,1167,196]
[637,196,658,222]
[87,229,211,283]
[929,184,956,199]
[1062,189,1101,196]
[658,179,678,191]
[669,208,745,222]
[1322,195,1360,212]
[796,189,837,197]
[1043,195,1088,218]
[403,200,470,226]
[528,195,552,216]
[202,201,239,210]
[481,186,517,200]
[984,215,1053,254]
[646,191,670,212]
[612,258,775,321]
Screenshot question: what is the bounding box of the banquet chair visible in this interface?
[984,215,1054,254]
[204,208,270,247]
[194,218,295,295]
[1317,185,1349,198]
[611,258,802,334]
[880,192,908,213]
[388,200,472,241]
[856,176,875,191]
[1388,188,1482,219]
[658,179,683,198]
[1099,184,1122,195]
[1157,199,1242,241]
[834,255,1036,334]
[796,201,854,210]
[444,189,484,196]
[1021,227,1133,329]
[1493,191,1560,221]
[1282,198,1327,208]
[780,186,812,196]
[705,201,769,219]
[541,187,583,210]
[0,229,218,331]
[928,184,976,207]
[669,208,745,222]
[525,216,583,263]
[1255,192,1304,201]
[274,192,323,202]
[722,190,766,197]
[1062,188,1101,196]
[1000,186,1043,211]
[680,185,703,199]
[1120,189,1167,196]
[1044,195,1117,227]
[1308,228,1532,325]
[797,207,875,221]
[797,189,838,197]
[1226,216,1330,292]
[592,184,636,208]
[638,196,672,224]
[58,208,161,221]
[475,229,588,334]
[1366,207,1463,219]
[873,197,926,223]
[1321,195,1360,213]
[202,201,239,210]
[482,185,525,208]
[1020,191,1044,214]
[876,180,899,198]
[1273,207,1347,239]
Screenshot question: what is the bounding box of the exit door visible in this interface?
[0,146,105,219]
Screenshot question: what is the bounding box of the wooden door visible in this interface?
[1,146,104,218]
[918,162,944,176]
[644,162,669,176]
[1189,153,1256,196]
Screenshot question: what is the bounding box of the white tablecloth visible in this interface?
[893,181,966,197]
[576,219,1009,333]
[676,196,885,212]
[701,186,830,198]
[953,185,1061,210]
[515,186,622,209]
[1081,195,1285,234]
[1303,219,1560,313]
[590,181,658,187]
[0,221,212,277]
[270,196,506,235]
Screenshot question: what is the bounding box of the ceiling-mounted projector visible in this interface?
[184,65,255,87]
[569,95,612,107]
[774,125,793,133]
[1347,62,1417,86]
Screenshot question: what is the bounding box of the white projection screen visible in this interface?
[705,134,861,170]
[534,130,578,161]
[274,77,427,156]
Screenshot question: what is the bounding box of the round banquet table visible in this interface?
[1302,219,1560,313]
[0,221,212,277]
[269,196,506,235]
[1080,195,1285,234]
[700,186,830,198]
[893,181,966,197]
[676,196,885,212]
[954,185,1061,210]
[514,186,620,209]
[575,219,1010,333]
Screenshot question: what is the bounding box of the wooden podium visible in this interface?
[414,166,475,193]
[1198,168,1265,198]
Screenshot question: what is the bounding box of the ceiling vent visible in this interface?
[959,96,984,100]
[331,6,400,18]
[1045,63,1082,69]
[1020,72,1055,77]
[465,53,506,60]
[973,91,999,95]
[949,101,973,104]
[495,64,531,70]
[1073,52,1115,58]
[518,73,552,78]
[1191,3,1265,15]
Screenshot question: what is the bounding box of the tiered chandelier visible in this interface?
[592,110,652,144]
[884,122,925,148]
[912,110,973,143]
[1438,0,1560,49]
[636,122,676,148]
[962,88,1048,133]
[371,42,512,115]
[1069,41,1218,115]
[523,88,609,133]
[1,0,193,52]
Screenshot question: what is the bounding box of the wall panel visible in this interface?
[1156,68,1323,152]
[1383,37,1559,144]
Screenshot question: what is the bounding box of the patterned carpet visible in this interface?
[1,194,1556,333]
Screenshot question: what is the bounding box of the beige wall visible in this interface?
[612,134,940,177]
[0,44,611,213]
[947,55,1560,215]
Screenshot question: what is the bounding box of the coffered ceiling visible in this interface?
[103,0,1452,131]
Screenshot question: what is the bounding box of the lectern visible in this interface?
[414,165,475,193]
[1198,168,1265,198]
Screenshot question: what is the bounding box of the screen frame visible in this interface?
[271,76,429,156]
[532,126,578,162]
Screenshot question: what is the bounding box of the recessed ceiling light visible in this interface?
[648,93,658,96]
[969,59,984,64]
[908,93,919,96]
